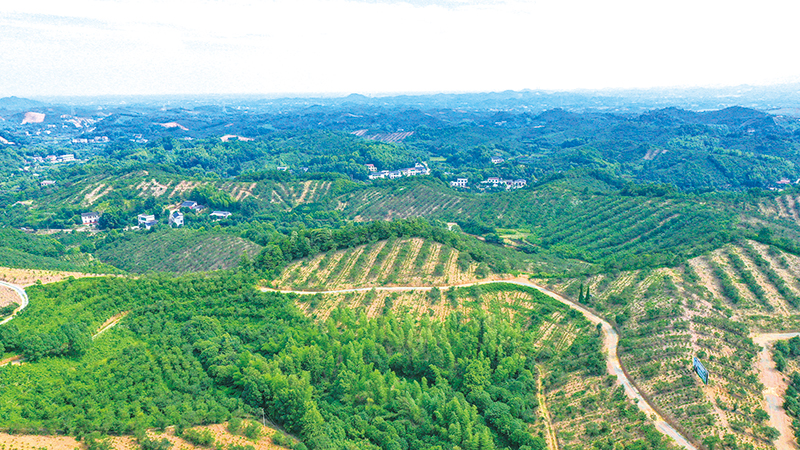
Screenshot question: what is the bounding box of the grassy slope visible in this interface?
[94,228,261,274]
[335,176,736,272]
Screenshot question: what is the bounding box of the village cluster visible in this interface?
[79,200,232,231]
[365,162,430,180]
[449,177,527,190]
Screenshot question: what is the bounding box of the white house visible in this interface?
[491,157,504,164]
[40,180,55,187]
[365,164,377,172]
[137,214,157,229]
[169,210,184,227]
[210,211,232,220]
[513,179,527,189]
[81,212,100,226]
[450,178,468,188]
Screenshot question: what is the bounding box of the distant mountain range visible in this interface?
[8,83,800,115]
[0,96,45,110]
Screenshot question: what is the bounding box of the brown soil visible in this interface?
[21,112,45,124]
[775,196,791,221]
[397,238,425,280]
[137,179,171,197]
[94,311,130,338]
[355,241,388,286]
[753,336,799,450]
[297,181,313,204]
[328,247,365,287]
[730,244,791,314]
[0,267,103,287]
[170,180,202,198]
[82,183,110,205]
[0,355,23,367]
[0,285,18,308]
[687,255,725,301]
[232,182,257,201]
[0,422,292,450]
[375,241,404,282]
[420,243,442,280]
[281,253,325,287]
[0,432,80,450]
[785,195,800,225]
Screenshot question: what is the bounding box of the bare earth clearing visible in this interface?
[0,267,103,286]
[0,422,291,450]
[753,333,800,450]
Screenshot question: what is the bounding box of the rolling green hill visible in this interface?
[93,228,261,274]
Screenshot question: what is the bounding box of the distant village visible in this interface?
[366,162,430,180]
[450,177,527,190]
[21,153,82,178]
[447,156,527,191]
[78,200,233,232]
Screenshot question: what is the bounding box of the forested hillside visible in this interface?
[5,98,800,450]
[0,274,674,450]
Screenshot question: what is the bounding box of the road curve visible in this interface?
[753,332,800,450]
[0,280,28,326]
[262,278,698,450]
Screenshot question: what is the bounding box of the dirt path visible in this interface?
[0,355,23,367]
[93,311,130,339]
[753,332,800,450]
[261,278,699,450]
[297,181,312,203]
[536,365,558,450]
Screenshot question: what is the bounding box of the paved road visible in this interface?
[0,280,28,326]
[753,332,800,450]
[263,278,698,450]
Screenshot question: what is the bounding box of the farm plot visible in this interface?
[341,184,470,221]
[538,248,792,449]
[95,230,261,274]
[276,238,491,290]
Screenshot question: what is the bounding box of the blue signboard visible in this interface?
[693,356,709,384]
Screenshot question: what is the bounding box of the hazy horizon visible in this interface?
[3,0,800,98]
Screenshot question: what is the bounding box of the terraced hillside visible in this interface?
[758,194,800,227]
[94,229,261,274]
[293,283,679,450]
[540,239,800,449]
[337,178,734,271]
[275,237,499,290]
[13,170,344,230]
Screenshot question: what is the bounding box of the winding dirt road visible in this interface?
[262,278,698,450]
[0,280,28,368]
[753,332,800,450]
[0,280,28,326]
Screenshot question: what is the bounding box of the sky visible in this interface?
[2,0,800,97]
